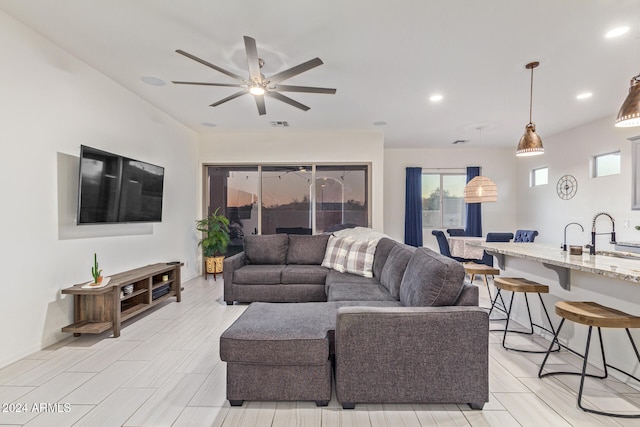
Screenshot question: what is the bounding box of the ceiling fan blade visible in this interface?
[172,81,245,88]
[254,95,266,115]
[266,92,310,111]
[272,84,336,94]
[210,90,247,107]
[243,36,262,82]
[268,58,324,84]
[176,49,246,82]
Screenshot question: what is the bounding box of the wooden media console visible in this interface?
[61,262,182,337]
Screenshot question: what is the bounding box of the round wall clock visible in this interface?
[556,175,578,200]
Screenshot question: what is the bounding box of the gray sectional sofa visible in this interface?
[220,232,489,409]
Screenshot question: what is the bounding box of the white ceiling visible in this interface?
[1,0,639,148]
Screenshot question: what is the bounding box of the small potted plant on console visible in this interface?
[91,253,103,286]
[196,208,231,280]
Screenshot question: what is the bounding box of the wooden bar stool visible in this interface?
[493,277,559,353]
[539,301,640,418]
[463,263,504,313]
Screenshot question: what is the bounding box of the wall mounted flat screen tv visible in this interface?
[77,145,164,224]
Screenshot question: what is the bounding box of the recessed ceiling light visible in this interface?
[140,76,166,86]
[201,122,217,127]
[430,94,443,102]
[576,92,592,100]
[373,121,387,126]
[605,26,629,38]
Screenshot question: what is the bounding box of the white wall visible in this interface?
[0,12,199,367]
[384,147,518,250]
[198,130,384,230]
[516,115,640,246]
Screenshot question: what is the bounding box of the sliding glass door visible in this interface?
[261,166,312,235]
[315,165,368,233]
[205,164,369,246]
[207,166,259,255]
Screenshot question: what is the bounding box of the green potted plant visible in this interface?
[196,208,231,278]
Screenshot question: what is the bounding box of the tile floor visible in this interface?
[1,275,640,426]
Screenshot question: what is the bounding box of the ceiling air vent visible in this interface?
[270,121,289,127]
[627,135,640,142]
[452,139,469,145]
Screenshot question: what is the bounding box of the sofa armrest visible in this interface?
[223,251,246,304]
[335,306,488,407]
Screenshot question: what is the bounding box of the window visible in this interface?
[422,172,467,228]
[206,164,369,246]
[531,167,548,186]
[594,151,621,177]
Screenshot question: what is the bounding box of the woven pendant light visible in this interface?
[464,176,498,203]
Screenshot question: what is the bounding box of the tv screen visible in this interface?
[77,145,164,224]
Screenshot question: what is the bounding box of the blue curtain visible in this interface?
[404,167,423,247]
[466,166,482,237]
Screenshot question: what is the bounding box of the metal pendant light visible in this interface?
[615,74,640,127]
[516,61,544,156]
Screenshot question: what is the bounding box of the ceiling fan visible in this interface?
[172,36,336,115]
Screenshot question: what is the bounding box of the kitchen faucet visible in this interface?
[562,222,584,251]
[587,212,616,255]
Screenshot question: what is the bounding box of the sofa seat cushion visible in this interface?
[327,283,399,302]
[287,234,330,265]
[400,247,465,307]
[281,265,329,284]
[233,265,285,285]
[326,269,379,286]
[380,244,415,299]
[244,234,288,264]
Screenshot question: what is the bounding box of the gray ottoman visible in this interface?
[219,302,337,406]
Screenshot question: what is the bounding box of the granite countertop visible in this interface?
[472,242,640,284]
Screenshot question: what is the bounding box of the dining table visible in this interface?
[448,236,486,260]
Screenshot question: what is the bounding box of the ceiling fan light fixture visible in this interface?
[615,75,640,127]
[249,86,265,96]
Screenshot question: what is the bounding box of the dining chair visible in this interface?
[481,232,514,267]
[446,228,467,237]
[431,230,475,263]
[514,229,538,242]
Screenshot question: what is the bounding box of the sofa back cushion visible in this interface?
[380,244,415,299]
[372,237,397,278]
[244,234,288,265]
[287,234,330,265]
[399,247,465,307]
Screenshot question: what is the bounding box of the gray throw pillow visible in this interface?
[244,234,288,264]
[399,247,465,307]
[287,234,330,264]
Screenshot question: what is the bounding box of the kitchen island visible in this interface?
[469,241,640,382]
[473,242,640,290]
